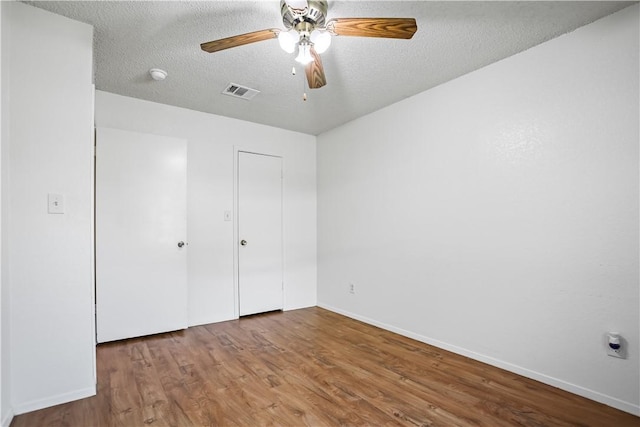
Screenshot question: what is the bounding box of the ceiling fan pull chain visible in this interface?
[302,67,308,101]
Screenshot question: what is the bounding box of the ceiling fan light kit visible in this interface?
[200,0,417,91]
[295,41,314,65]
[310,30,331,54]
[278,30,298,53]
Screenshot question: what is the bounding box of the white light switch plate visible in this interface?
[48,193,64,214]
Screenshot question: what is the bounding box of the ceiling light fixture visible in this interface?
[280,30,322,65]
[278,30,298,53]
[201,0,417,92]
[149,68,167,81]
[294,39,314,65]
[277,11,332,66]
[310,30,331,54]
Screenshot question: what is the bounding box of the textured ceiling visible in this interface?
[26,1,635,135]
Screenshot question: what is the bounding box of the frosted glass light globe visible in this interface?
[310,30,331,54]
[295,43,314,65]
[278,30,298,53]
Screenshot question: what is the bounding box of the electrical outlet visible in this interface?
[349,283,355,294]
[606,333,625,359]
[607,347,624,358]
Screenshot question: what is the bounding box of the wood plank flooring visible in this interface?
[11,307,639,426]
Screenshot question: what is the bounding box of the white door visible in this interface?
[96,127,188,343]
[238,152,283,316]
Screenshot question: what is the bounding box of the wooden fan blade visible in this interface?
[201,29,280,53]
[305,47,326,89]
[326,18,417,39]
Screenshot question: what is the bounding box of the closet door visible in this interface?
[238,151,283,316]
[96,127,187,343]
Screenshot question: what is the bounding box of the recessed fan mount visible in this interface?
[201,0,417,91]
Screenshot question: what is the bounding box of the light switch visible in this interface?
[48,193,64,214]
[224,210,232,221]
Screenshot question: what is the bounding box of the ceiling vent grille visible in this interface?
[222,83,260,100]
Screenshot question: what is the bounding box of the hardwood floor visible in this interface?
[11,307,638,426]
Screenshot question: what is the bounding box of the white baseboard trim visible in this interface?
[12,386,96,416]
[188,314,236,328]
[284,302,317,312]
[317,303,640,417]
[1,408,14,427]
[186,303,317,328]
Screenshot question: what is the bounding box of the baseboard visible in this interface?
[317,303,640,417]
[12,386,96,416]
[1,408,14,427]
[188,314,236,328]
[284,302,317,312]
[187,303,317,328]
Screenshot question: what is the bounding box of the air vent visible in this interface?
[222,83,260,100]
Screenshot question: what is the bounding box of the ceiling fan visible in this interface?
[200,0,417,90]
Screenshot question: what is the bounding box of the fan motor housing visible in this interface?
[281,0,328,30]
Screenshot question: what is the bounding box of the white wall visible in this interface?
[317,5,639,415]
[95,91,317,326]
[4,2,96,414]
[0,2,8,425]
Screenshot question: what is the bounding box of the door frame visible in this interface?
[233,147,285,319]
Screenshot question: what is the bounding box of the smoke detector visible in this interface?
[149,68,167,81]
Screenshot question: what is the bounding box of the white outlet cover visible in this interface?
[606,333,625,359]
[607,346,625,358]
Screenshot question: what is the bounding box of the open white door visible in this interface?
[238,152,283,316]
[96,127,188,343]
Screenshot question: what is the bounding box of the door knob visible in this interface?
[240,239,247,246]
[177,241,185,248]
